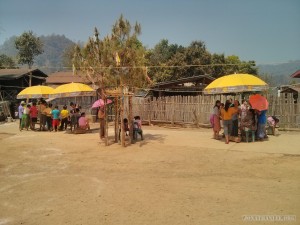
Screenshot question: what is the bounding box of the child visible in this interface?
[133,116,143,140]
[267,116,279,135]
[59,105,69,131]
[51,105,60,132]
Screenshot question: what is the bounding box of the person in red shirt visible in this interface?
[29,102,38,130]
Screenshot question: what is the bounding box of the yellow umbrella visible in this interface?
[203,74,268,94]
[51,82,96,98]
[17,85,55,99]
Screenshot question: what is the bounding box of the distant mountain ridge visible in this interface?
[0,35,299,86]
[0,34,76,73]
[257,60,300,86]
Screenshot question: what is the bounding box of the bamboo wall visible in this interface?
[133,93,300,129]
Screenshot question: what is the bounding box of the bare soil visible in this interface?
[0,121,299,225]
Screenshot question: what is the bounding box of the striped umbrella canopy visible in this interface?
[17,85,55,99]
[203,74,268,94]
[51,82,96,98]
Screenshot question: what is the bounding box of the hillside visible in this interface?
[257,60,300,86]
[0,34,76,72]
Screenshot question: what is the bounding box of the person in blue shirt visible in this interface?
[51,105,60,132]
[256,110,267,140]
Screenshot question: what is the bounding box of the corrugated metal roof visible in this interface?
[291,70,300,78]
[151,75,215,88]
[281,86,300,93]
[46,71,91,84]
[0,68,47,80]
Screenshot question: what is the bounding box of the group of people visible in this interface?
[211,98,279,144]
[17,99,144,141]
[18,100,90,132]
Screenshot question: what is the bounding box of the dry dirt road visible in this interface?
[0,121,299,225]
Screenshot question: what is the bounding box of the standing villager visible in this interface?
[98,106,105,139]
[212,100,221,139]
[18,101,25,131]
[69,102,78,131]
[21,104,31,131]
[240,100,249,121]
[256,110,267,140]
[38,99,47,131]
[59,105,69,131]
[29,102,38,130]
[43,103,53,131]
[221,100,238,144]
[231,100,240,138]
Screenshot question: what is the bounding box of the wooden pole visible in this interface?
[114,96,118,143]
[129,95,133,144]
[120,86,125,147]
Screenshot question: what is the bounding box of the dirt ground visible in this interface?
[0,121,299,225]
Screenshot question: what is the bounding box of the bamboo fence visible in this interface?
[133,93,300,129]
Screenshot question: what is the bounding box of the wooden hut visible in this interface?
[149,75,215,97]
[0,68,47,101]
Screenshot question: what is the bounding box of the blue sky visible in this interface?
[0,0,299,64]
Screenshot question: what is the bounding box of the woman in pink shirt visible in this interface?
[78,112,90,130]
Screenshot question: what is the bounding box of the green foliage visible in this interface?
[146,39,258,83]
[145,39,184,82]
[73,15,147,91]
[0,54,16,68]
[15,31,44,68]
[224,55,257,75]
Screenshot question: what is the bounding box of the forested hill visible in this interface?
[0,34,76,72]
[257,60,300,86]
[36,34,76,71]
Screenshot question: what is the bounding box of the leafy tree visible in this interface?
[73,15,147,95]
[146,39,184,82]
[224,55,257,75]
[15,31,44,69]
[210,53,226,78]
[182,41,212,78]
[0,54,16,68]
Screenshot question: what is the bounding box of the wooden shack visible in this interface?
[149,75,215,97]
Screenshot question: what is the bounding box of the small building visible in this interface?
[280,69,300,101]
[45,71,96,111]
[148,75,215,97]
[45,71,92,88]
[290,70,300,78]
[0,68,48,101]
